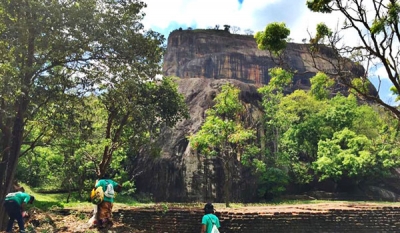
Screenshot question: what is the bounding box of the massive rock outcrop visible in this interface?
[133,30,376,202]
[162,29,371,95]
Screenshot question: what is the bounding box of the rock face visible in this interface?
[162,29,369,94]
[133,30,375,202]
[134,78,263,202]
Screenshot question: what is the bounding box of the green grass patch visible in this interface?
[20,183,141,211]
[22,183,400,212]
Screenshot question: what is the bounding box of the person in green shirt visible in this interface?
[3,191,34,233]
[201,203,220,233]
[94,174,122,229]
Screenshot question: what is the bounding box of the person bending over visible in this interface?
[3,191,34,233]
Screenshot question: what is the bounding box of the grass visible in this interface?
[20,183,400,212]
[21,183,140,211]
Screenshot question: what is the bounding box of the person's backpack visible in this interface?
[104,180,115,198]
[208,215,220,233]
[211,224,219,233]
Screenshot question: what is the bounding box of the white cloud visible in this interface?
[142,0,186,29]
[143,0,277,33]
[372,65,390,80]
[142,0,355,45]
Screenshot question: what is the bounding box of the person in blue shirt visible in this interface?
[201,203,220,233]
[3,191,34,233]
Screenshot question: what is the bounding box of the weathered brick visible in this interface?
[115,206,400,232]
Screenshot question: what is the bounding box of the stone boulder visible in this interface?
[134,78,263,202]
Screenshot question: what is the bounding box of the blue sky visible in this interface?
[142,0,396,104]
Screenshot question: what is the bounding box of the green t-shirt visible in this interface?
[95,179,118,203]
[5,192,31,206]
[201,214,220,233]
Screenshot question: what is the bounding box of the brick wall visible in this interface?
[114,206,400,233]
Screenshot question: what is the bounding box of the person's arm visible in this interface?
[20,202,26,211]
[20,194,31,211]
[20,195,30,217]
[201,224,206,233]
[115,184,122,192]
[20,202,29,217]
[201,215,207,233]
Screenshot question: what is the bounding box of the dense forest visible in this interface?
[1,0,400,230]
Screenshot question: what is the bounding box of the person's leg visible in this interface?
[4,200,24,233]
[6,216,15,233]
[106,202,113,227]
[97,202,113,228]
[15,211,26,233]
[97,202,106,228]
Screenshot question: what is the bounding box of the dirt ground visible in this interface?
[2,202,400,233]
[1,206,144,233]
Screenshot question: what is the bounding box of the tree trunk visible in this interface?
[0,161,7,231]
[0,112,26,230]
[0,2,34,229]
[0,110,12,230]
[222,155,231,207]
[99,111,129,177]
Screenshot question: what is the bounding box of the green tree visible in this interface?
[255,22,290,55]
[310,72,335,100]
[189,83,258,207]
[0,0,165,227]
[223,24,231,32]
[258,67,293,165]
[16,94,96,198]
[306,0,400,121]
[97,77,188,177]
[310,22,333,45]
[277,90,324,184]
[254,22,292,69]
[314,128,400,184]
[272,71,393,188]
[256,67,293,199]
[16,77,188,198]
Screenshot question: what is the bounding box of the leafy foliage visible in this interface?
[306,0,333,13]
[255,22,290,55]
[314,128,400,182]
[310,72,335,100]
[311,23,333,44]
[0,1,187,220]
[256,68,293,197]
[17,77,187,195]
[189,83,258,206]
[256,167,289,200]
[258,69,400,191]
[189,83,256,157]
[306,0,400,120]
